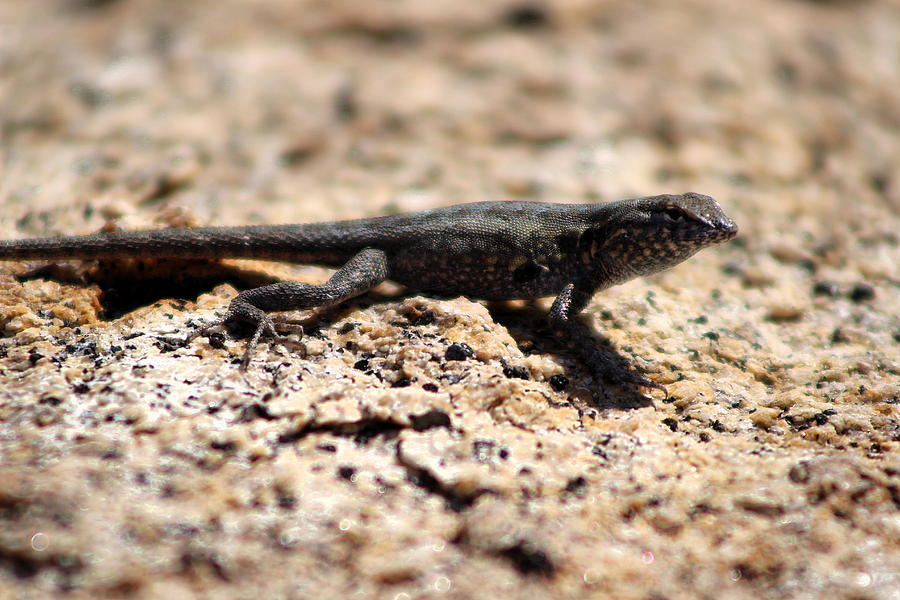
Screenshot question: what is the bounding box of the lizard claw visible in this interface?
[184,310,305,370]
[240,315,278,369]
[184,315,228,346]
[240,317,306,370]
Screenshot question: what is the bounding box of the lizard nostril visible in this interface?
[719,219,738,238]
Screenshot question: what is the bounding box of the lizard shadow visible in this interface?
[21,261,654,409]
[18,259,287,320]
[484,301,656,410]
[290,293,654,410]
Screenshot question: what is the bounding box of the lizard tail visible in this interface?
[0,225,360,266]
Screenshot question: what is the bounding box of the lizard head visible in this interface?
[587,192,738,284]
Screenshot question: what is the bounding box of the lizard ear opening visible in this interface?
[663,206,686,222]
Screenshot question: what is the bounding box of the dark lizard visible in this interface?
[0,193,737,393]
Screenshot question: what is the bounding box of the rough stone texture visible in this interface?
[0,1,898,599]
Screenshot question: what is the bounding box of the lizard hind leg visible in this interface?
[184,248,389,369]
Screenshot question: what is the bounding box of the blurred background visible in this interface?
[3,1,896,229]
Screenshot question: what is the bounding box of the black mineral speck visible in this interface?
[422,383,439,392]
[812,280,840,297]
[353,359,370,371]
[830,328,850,344]
[502,363,530,380]
[563,475,588,498]
[338,466,356,480]
[473,440,495,462]
[548,374,568,391]
[662,418,678,432]
[504,3,549,28]
[338,322,359,335]
[498,541,556,577]
[408,309,435,326]
[445,342,474,361]
[849,282,875,303]
[239,403,275,422]
[207,332,227,350]
[391,378,412,388]
[813,411,831,426]
[210,440,236,454]
[277,492,296,509]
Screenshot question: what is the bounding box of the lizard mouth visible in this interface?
[688,217,738,245]
[715,218,739,242]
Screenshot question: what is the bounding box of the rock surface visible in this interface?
[0,1,897,599]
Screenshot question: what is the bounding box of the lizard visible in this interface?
[0,193,738,393]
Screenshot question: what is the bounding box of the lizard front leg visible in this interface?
[548,282,667,396]
[187,247,388,368]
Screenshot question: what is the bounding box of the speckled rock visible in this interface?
[0,1,898,599]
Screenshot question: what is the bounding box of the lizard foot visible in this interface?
[185,310,306,370]
[585,357,668,398]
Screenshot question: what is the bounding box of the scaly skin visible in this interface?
[0,193,738,392]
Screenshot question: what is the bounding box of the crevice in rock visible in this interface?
[452,529,557,578]
[277,409,453,446]
[395,443,486,512]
